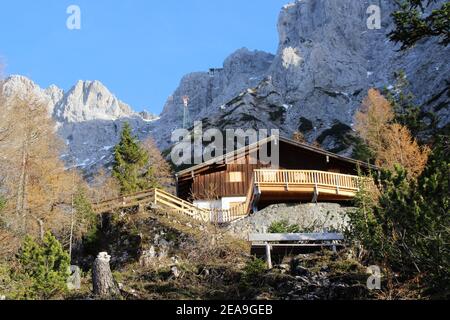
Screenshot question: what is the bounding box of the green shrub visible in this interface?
[18,232,70,299]
[241,258,267,287]
[0,263,35,300]
[348,138,449,296]
[268,220,301,234]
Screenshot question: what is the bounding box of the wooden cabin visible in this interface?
[176,136,376,222]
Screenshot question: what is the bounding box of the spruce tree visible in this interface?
[113,122,151,194]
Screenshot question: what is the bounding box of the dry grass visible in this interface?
[102,207,251,300]
[0,228,20,260]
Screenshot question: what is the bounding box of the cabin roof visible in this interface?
[176,135,378,177]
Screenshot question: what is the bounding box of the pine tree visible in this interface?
[410,136,450,292]
[389,1,449,49]
[18,232,70,299]
[113,123,151,194]
[69,187,98,253]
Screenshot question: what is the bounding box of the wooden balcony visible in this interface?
[254,169,363,202]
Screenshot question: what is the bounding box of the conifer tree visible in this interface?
[389,0,449,50]
[141,137,174,191]
[18,232,70,299]
[68,187,98,257]
[349,137,449,295]
[112,123,151,194]
[386,71,424,136]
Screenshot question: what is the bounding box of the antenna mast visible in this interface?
[182,95,190,129]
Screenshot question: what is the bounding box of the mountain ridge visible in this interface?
[1,0,448,175]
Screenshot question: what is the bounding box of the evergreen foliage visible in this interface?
[349,137,450,296]
[389,0,449,49]
[17,232,70,299]
[73,187,98,243]
[268,220,301,234]
[112,122,158,194]
[352,136,376,164]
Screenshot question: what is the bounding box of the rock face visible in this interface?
[54,80,135,123]
[153,0,449,153]
[1,75,157,175]
[227,203,352,239]
[154,48,275,148]
[1,0,448,174]
[1,75,61,115]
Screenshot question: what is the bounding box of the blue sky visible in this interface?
[0,0,289,114]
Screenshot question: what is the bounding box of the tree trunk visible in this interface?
[92,252,120,298]
[16,140,28,232]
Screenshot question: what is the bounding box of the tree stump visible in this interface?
[92,252,120,298]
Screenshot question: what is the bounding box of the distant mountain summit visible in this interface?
[1,75,158,175]
[3,75,141,123]
[54,80,135,123]
[2,0,448,175]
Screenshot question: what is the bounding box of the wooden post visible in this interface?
[332,244,337,254]
[265,242,272,269]
[284,171,289,191]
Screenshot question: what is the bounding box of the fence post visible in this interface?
[265,242,273,269]
[335,174,340,195]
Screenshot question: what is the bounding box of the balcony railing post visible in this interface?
[284,171,289,191]
[335,174,340,195]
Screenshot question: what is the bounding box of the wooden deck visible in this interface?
[254,169,362,202]
[92,170,367,225]
[92,188,250,224]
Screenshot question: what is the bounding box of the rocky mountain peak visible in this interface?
[54,80,134,123]
[1,75,61,115]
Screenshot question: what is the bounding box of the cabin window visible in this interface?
[229,172,243,183]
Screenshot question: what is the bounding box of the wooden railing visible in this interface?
[92,189,156,214]
[93,188,210,222]
[154,188,210,222]
[210,175,256,224]
[92,170,365,224]
[254,169,361,191]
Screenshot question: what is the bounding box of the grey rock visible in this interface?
[171,266,181,278]
[153,0,449,154]
[227,203,352,239]
[67,265,82,291]
[139,246,157,267]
